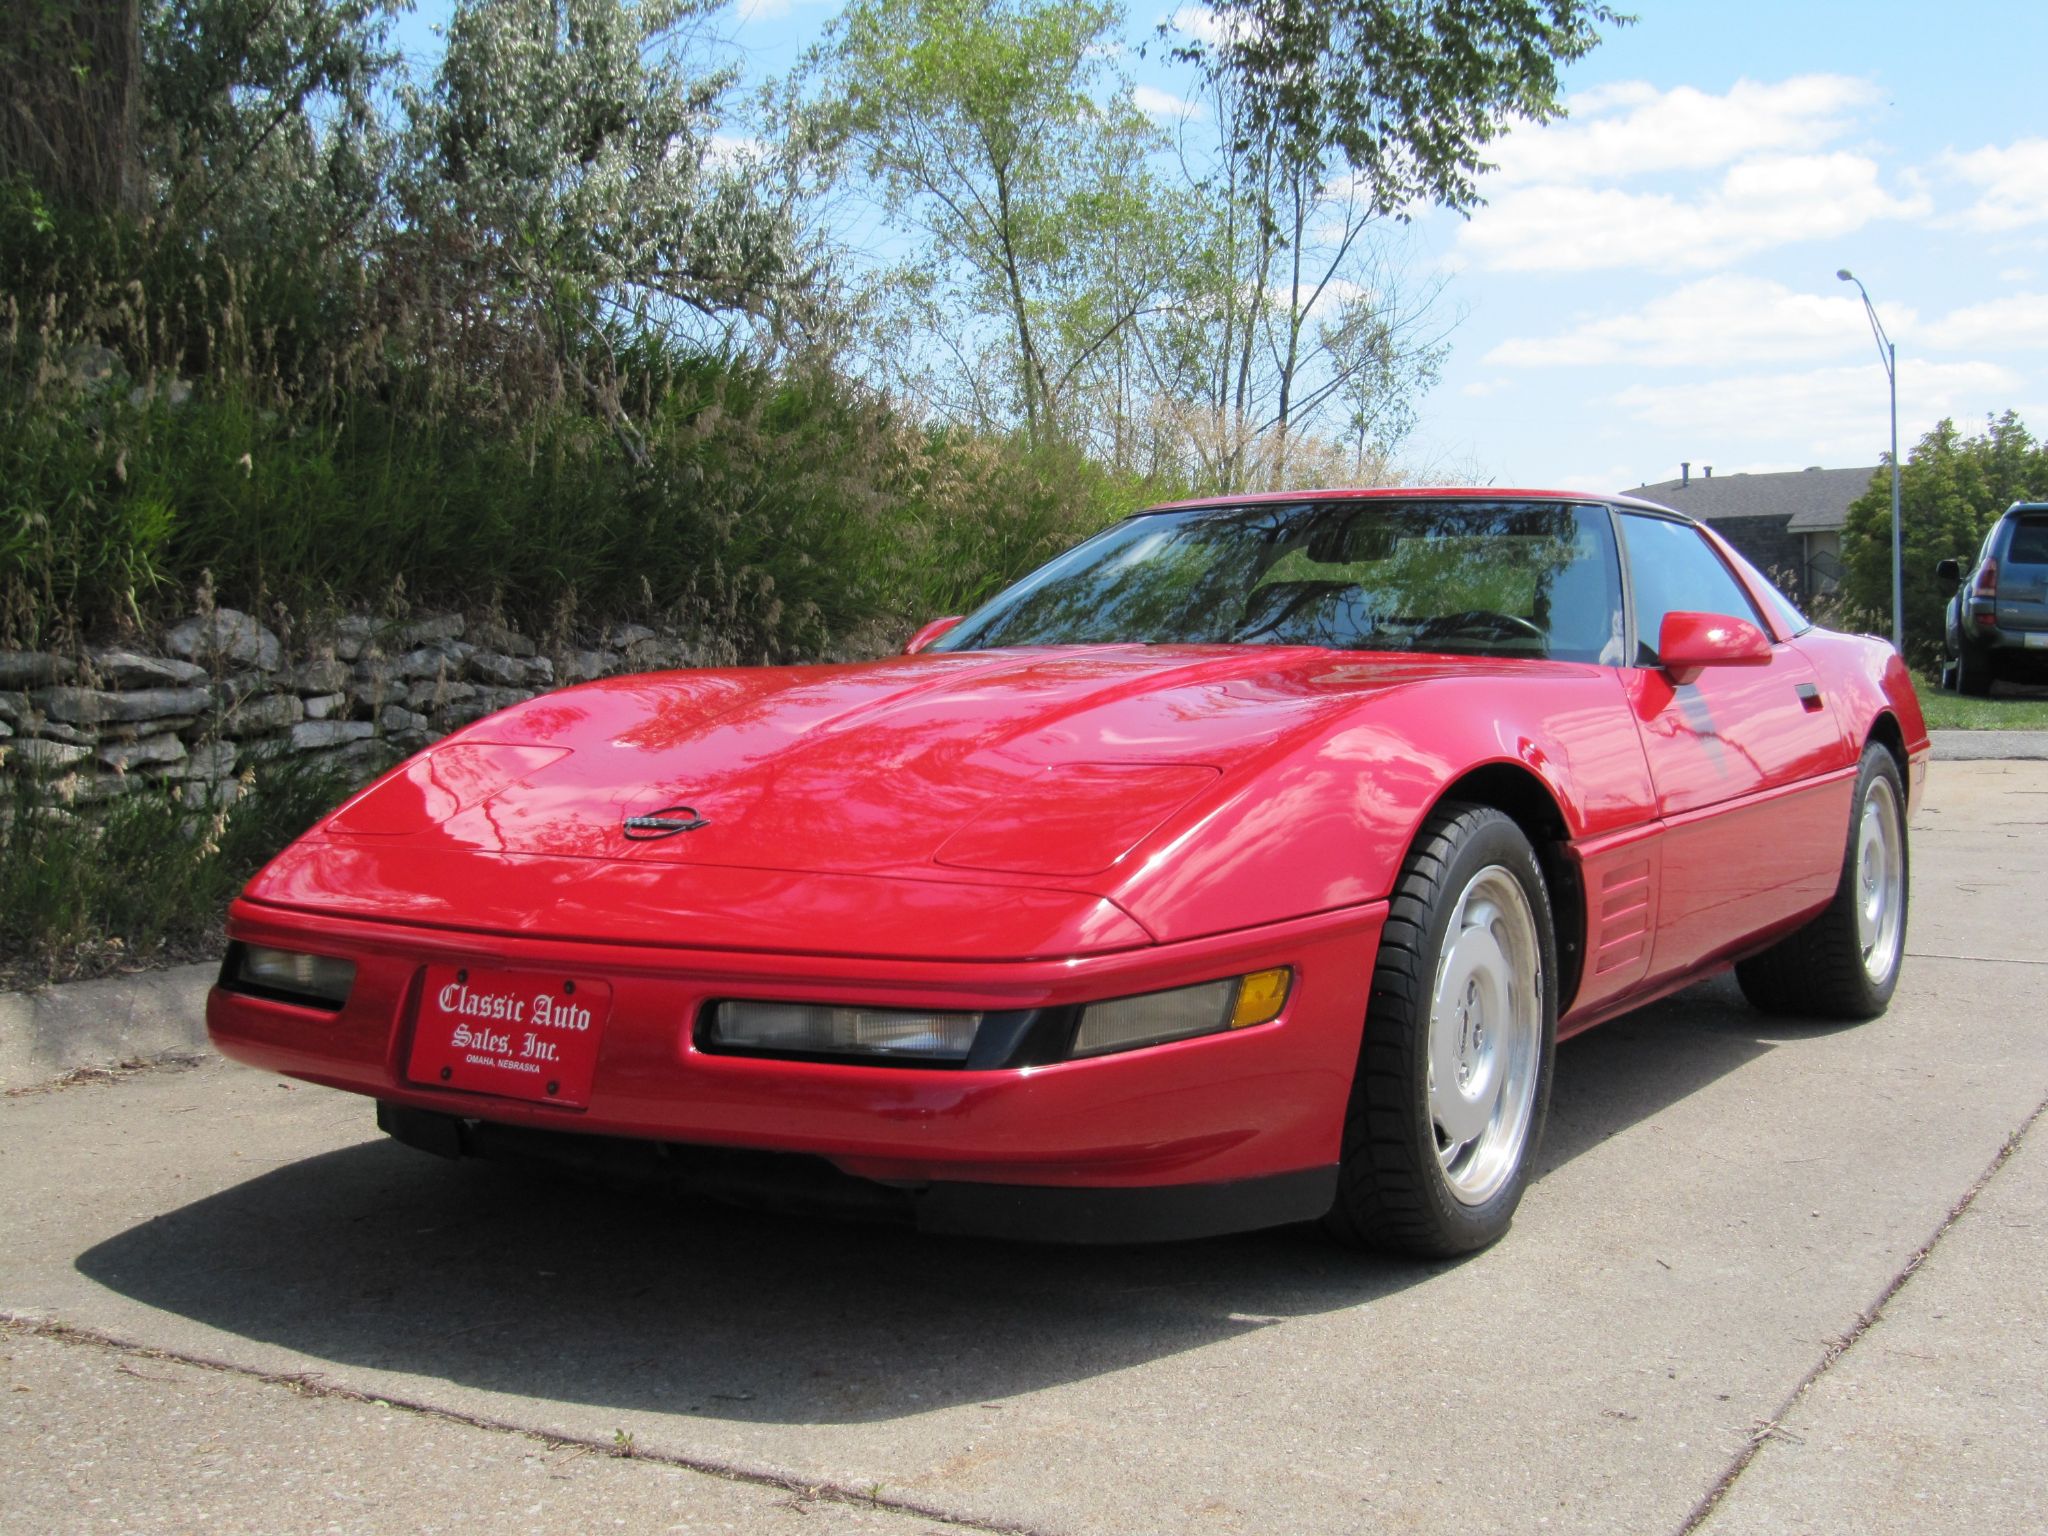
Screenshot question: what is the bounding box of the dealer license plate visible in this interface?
[406,964,612,1107]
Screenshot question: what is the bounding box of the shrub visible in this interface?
[0,756,355,986]
[1,331,1174,655]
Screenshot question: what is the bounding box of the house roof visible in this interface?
[1618,465,1879,534]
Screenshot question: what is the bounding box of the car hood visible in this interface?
[251,645,1601,951]
[313,646,1437,876]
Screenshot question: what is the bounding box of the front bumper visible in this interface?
[209,897,1384,1232]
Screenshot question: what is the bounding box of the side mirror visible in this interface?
[903,615,964,655]
[1659,610,1773,685]
[1935,558,1962,583]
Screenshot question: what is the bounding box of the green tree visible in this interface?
[1842,411,2048,661]
[397,0,811,428]
[1181,0,1627,216]
[818,0,1183,447]
[2,1,408,399]
[143,0,401,247]
[1135,54,1450,490]
[1,0,145,218]
[6,0,811,413]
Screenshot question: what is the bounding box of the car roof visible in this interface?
[1136,486,1695,522]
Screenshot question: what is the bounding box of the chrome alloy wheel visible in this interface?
[1856,774,1906,988]
[1426,865,1544,1206]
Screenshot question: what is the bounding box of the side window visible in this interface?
[1750,578,1810,639]
[1717,537,1810,637]
[1618,514,1765,667]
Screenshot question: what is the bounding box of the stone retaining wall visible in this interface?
[0,609,710,807]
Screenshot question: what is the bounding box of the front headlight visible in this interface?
[226,944,357,1011]
[702,968,1293,1068]
[705,1001,983,1062]
[1070,968,1292,1058]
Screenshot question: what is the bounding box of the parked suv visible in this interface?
[1939,501,2048,695]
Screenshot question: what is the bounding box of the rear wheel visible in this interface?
[1325,804,1557,1258]
[1954,640,1995,697]
[1735,743,1908,1019]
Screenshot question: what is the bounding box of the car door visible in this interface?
[1615,512,1853,981]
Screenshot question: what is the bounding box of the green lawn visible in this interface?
[1915,676,2048,729]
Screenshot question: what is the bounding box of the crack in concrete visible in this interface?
[0,1313,1053,1536]
[1674,1087,2048,1535]
[2,1052,209,1098]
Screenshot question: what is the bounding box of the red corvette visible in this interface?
[208,490,1928,1256]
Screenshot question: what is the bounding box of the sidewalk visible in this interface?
[1928,728,2048,760]
[0,962,214,1093]
[1699,1124,2048,1534]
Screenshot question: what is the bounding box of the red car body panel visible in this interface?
[248,647,1666,945]
[242,838,1154,962]
[208,488,1932,1237]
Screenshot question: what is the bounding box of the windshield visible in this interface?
[933,499,1624,663]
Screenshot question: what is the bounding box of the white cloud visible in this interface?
[1943,139,2048,231]
[1923,292,2048,352]
[1484,276,1914,369]
[1267,274,1377,321]
[1486,76,1879,187]
[707,133,770,170]
[1132,84,1204,121]
[1610,360,2023,461]
[1167,5,1241,46]
[1461,379,1512,398]
[1458,153,1929,273]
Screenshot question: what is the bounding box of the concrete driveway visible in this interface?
[4,762,2045,1535]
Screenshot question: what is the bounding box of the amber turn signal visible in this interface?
[1230,968,1292,1029]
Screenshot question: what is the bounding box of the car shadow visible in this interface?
[1536,970,1864,1178]
[77,973,1835,1425]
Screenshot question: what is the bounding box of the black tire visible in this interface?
[1735,743,1909,1020]
[1954,640,1994,697]
[1325,804,1558,1258]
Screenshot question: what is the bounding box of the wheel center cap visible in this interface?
[1458,980,1484,1085]
[1433,925,1509,1146]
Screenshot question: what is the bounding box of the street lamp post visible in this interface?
[1837,268,1903,653]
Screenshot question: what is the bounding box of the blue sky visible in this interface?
[395,1,2048,494]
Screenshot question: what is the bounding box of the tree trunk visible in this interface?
[1272,168,1310,486]
[990,161,1047,445]
[0,0,145,218]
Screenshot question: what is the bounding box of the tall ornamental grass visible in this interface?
[0,217,1163,656]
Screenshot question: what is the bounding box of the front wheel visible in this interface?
[1325,804,1557,1258]
[1735,742,1909,1019]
